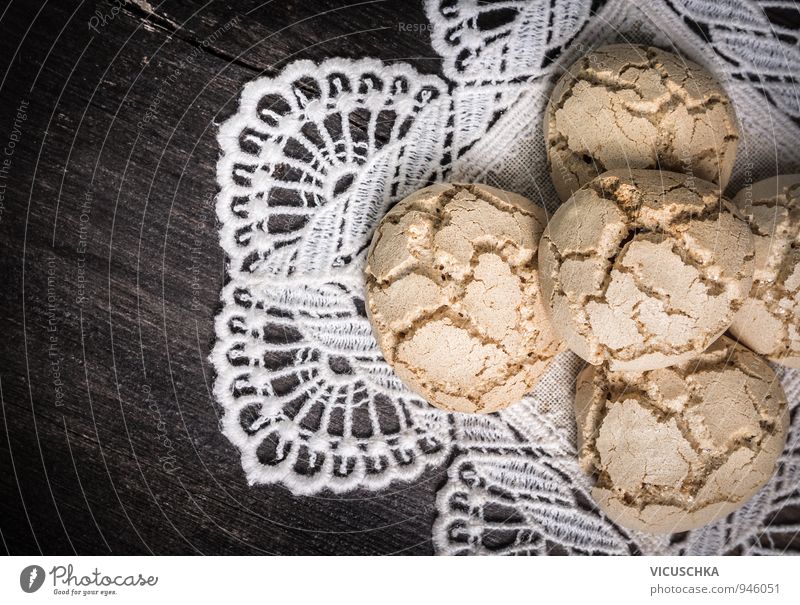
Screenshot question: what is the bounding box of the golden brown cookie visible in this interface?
[546,44,738,201]
[539,169,754,371]
[729,174,800,367]
[575,336,789,534]
[365,183,563,413]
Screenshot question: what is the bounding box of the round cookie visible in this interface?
[575,336,789,534]
[365,183,563,414]
[729,175,800,367]
[545,44,738,202]
[539,169,754,371]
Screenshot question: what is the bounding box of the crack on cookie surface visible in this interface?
[575,336,789,533]
[539,169,754,371]
[545,44,738,202]
[729,176,800,366]
[365,183,563,413]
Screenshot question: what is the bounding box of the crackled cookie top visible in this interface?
[365,183,563,414]
[545,44,738,202]
[539,169,754,371]
[575,336,789,534]
[729,175,800,367]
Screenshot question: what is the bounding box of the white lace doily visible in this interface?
[213,0,800,553]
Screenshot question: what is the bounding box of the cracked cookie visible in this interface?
[729,174,800,367]
[575,335,789,534]
[539,169,754,371]
[546,44,738,202]
[365,183,563,413]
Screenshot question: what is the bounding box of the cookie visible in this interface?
[365,183,563,413]
[545,44,738,201]
[729,174,800,367]
[575,336,789,534]
[539,169,754,371]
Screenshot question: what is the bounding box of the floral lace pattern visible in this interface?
[212,59,454,494]
[213,1,800,550]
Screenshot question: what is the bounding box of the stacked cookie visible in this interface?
[364,44,796,533]
[364,183,562,414]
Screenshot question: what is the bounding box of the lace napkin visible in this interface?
[212,0,800,554]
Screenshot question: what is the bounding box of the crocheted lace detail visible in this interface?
[213,0,800,551]
[212,59,454,494]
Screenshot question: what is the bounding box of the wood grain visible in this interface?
[0,0,446,556]
[1,0,797,556]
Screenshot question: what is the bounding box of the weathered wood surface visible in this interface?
[0,0,446,555]
[1,0,797,556]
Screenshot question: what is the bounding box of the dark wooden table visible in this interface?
[0,0,451,555]
[2,0,798,556]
